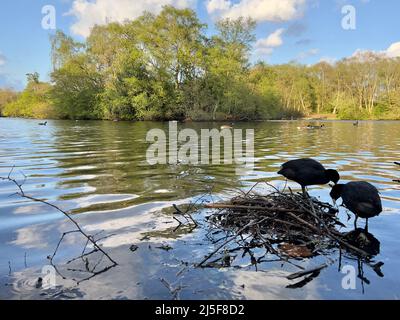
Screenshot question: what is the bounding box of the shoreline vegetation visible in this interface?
[1,7,400,121]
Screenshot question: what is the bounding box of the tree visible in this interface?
[26,72,40,84]
[50,31,103,119]
[50,30,85,70]
[2,73,54,118]
[0,88,18,116]
[51,54,103,119]
[4,6,400,121]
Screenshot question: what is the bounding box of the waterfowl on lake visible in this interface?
[330,181,382,232]
[38,121,47,126]
[307,124,325,129]
[278,158,340,196]
[353,121,359,126]
[297,124,325,130]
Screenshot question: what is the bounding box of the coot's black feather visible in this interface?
[330,181,382,231]
[340,182,382,219]
[278,158,339,187]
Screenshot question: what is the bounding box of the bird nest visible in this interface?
[199,186,379,269]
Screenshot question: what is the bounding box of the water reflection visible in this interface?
[0,118,399,299]
[337,228,384,294]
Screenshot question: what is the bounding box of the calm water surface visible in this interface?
[0,118,399,299]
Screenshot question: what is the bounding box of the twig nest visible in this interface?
[203,188,376,267]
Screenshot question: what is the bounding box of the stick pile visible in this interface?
[199,188,372,268]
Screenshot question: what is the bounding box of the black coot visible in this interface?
[277,158,340,195]
[330,181,382,232]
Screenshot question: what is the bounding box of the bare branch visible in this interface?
[1,171,117,284]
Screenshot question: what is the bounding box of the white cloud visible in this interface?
[206,0,307,22]
[206,0,231,13]
[255,28,284,56]
[352,42,400,60]
[67,0,195,37]
[386,42,400,58]
[257,28,285,48]
[0,52,6,66]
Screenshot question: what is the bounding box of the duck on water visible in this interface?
[297,124,325,130]
[307,124,325,129]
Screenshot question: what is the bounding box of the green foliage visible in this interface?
[51,54,103,119]
[0,89,18,116]
[26,72,40,84]
[2,75,55,119]
[3,7,400,121]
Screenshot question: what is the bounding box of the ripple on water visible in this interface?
[0,118,400,299]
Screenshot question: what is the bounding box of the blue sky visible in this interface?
[0,0,399,90]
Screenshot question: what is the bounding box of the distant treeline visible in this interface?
[1,6,400,121]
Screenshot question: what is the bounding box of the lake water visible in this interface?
[0,117,399,300]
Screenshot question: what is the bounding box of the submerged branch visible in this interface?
[1,170,117,284]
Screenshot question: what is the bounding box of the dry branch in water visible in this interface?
[1,168,117,284]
